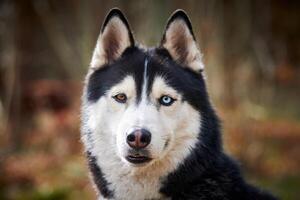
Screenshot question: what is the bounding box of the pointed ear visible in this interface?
[160,10,204,72]
[90,8,135,70]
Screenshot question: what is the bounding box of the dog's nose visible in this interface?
[126,128,151,149]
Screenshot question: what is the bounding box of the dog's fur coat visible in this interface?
[81,8,277,200]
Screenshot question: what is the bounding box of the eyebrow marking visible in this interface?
[141,58,148,102]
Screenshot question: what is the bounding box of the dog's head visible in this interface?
[82,9,214,169]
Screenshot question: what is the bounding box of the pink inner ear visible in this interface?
[170,25,189,63]
[162,19,203,71]
[90,17,133,69]
[103,27,121,62]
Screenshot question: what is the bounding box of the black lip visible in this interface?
[125,155,152,164]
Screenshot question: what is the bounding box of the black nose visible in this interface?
[126,128,151,150]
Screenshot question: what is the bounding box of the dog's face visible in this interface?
[82,9,207,169]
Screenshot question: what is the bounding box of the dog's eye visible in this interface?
[159,95,176,106]
[113,93,127,103]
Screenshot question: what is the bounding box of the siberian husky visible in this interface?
[81,8,277,200]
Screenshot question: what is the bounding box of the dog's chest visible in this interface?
[105,167,165,200]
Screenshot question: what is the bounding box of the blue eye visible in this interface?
[159,95,176,106]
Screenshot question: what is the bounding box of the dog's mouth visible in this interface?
[125,154,152,165]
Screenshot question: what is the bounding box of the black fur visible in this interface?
[86,151,114,198]
[87,47,146,103]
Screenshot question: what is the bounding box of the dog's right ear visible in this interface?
[160,10,204,73]
[90,8,135,70]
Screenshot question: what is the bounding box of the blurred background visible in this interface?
[0,0,299,199]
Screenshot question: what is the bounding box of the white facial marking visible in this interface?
[141,57,149,103]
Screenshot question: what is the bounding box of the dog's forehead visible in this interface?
[115,53,179,102]
[87,47,172,101]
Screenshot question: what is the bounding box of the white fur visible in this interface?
[82,73,201,200]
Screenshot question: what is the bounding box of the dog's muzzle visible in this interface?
[125,128,152,165]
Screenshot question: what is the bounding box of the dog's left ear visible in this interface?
[90,8,135,70]
[160,10,204,72]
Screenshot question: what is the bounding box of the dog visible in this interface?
[81,8,277,200]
